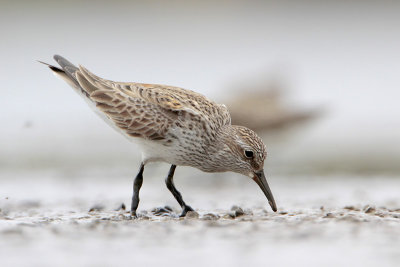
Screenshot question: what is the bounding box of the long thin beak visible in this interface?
[253,170,277,212]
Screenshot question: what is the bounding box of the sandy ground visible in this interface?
[0,168,399,267]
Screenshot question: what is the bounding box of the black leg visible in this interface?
[165,165,194,217]
[130,163,144,218]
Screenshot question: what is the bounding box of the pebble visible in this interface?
[324,213,335,218]
[231,206,245,217]
[364,206,376,214]
[151,206,173,216]
[185,211,199,219]
[201,213,220,221]
[114,203,126,211]
[164,206,173,212]
[389,208,400,212]
[344,205,359,211]
[222,213,235,219]
[88,204,105,212]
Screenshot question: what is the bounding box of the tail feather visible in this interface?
[39,55,90,96]
[37,60,64,73]
[53,55,79,75]
[53,55,81,89]
[40,55,122,133]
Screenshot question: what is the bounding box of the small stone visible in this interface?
[364,206,376,214]
[222,213,234,219]
[114,203,126,211]
[279,211,288,215]
[164,206,173,212]
[152,207,173,216]
[185,211,199,219]
[389,208,400,212]
[231,205,240,211]
[201,213,220,220]
[228,211,237,218]
[344,206,356,211]
[231,206,245,217]
[89,204,105,212]
[324,213,335,218]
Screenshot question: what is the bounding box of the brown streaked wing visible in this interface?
[75,65,231,140]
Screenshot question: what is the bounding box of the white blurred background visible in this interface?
[1,0,400,174]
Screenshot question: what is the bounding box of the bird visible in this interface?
[40,55,277,217]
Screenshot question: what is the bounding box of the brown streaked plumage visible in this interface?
[41,55,277,217]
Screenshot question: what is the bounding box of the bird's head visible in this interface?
[220,125,277,212]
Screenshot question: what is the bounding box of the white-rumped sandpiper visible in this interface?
[41,55,277,217]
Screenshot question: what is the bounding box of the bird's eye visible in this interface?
[244,150,254,159]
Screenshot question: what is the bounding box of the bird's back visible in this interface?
[48,55,231,165]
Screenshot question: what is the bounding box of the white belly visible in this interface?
[131,138,179,165]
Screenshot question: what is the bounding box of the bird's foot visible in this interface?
[179,205,194,217]
[130,210,138,219]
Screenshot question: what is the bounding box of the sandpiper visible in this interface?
[41,55,277,217]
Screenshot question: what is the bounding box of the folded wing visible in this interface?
[48,55,231,143]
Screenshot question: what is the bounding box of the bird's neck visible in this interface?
[200,125,238,173]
